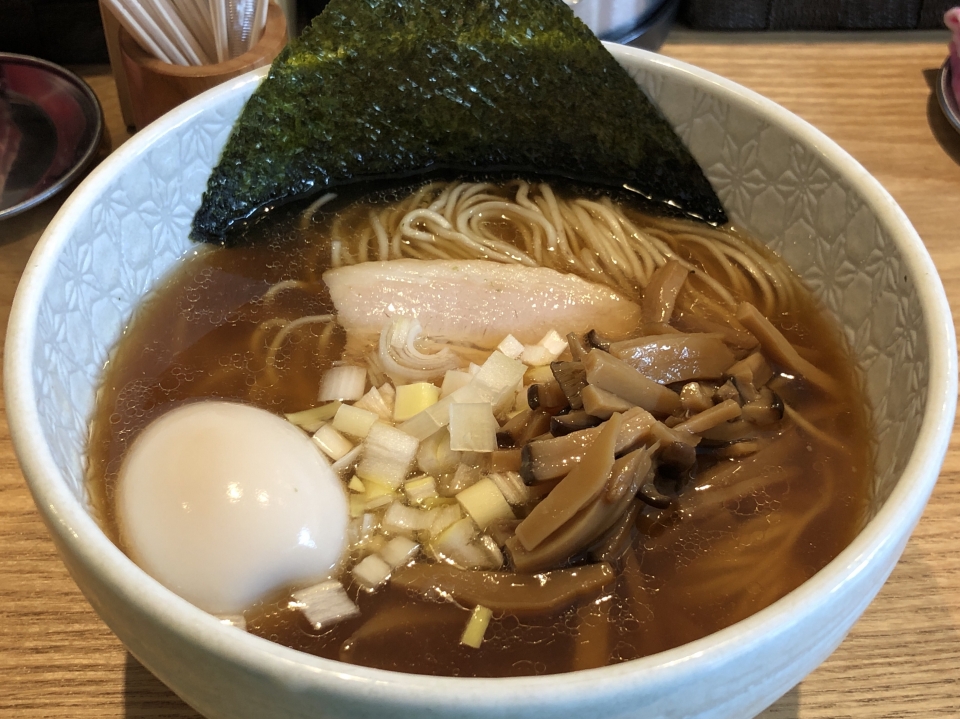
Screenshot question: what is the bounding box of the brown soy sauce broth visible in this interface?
[86,179,873,676]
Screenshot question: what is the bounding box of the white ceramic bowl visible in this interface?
[5,45,956,719]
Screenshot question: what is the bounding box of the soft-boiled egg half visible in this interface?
[117,401,348,616]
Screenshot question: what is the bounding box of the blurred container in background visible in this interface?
[3,0,954,70]
[567,0,679,48]
[681,0,954,30]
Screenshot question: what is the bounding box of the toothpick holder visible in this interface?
[118,2,287,130]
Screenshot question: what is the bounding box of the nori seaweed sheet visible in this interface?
[191,0,726,244]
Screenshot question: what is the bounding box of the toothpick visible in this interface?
[121,0,190,64]
[172,0,217,61]
[102,0,174,64]
[145,0,211,65]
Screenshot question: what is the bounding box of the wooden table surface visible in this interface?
[1,31,959,719]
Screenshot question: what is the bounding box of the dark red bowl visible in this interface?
[0,53,103,219]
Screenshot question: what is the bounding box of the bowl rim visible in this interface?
[5,43,956,709]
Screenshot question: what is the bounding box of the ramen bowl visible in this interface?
[5,45,956,719]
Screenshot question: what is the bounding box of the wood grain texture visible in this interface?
[1,33,958,718]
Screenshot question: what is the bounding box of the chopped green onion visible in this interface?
[347,476,365,493]
[318,365,367,402]
[352,554,392,589]
[435,517,478,556]
[460,605,494,648]
[478,534,505,569]
[449,461,482,494]
[394,382,441,422]
[530,336,570,369]
[449,402,498,452]
[347,512,379,549]
[333,403,379,438]
[487,470,532,506]
[382,501,435,537]
[416,429,462,478]
[290,580,360,629]
[330,444,362,477]
[429,503,462,538]
[365,495,393,511]
[312,424,355,461]
[449,540,502,570]
[353,385,393,420]
[377,383,396,415]
[404,475,439,505]
[356,422,419,488]
[456,477,514,530]
[285,402,342,432]
[473,351,526,406]
[363,478,396,511]
[400,410,445,441]
[440,369,473,398]
[496,334,524,360]
[379,536,419,569]
[400,384,480,440]
[539,329,568,357]
[521,344,554,367]
[433,518,505,568]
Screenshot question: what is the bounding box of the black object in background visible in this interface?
[682,0,955,30]
[0,0,953,65]
[0,0,109,65]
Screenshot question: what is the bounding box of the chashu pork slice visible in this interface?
[323,259,642,348]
